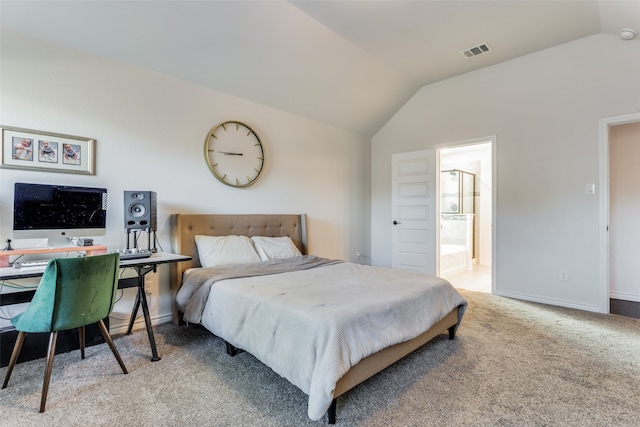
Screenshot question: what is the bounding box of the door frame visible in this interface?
[435,135,497,293]
[599,112,640,313]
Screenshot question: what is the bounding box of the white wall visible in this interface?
[372,34,640,312]
[0,30,371,332]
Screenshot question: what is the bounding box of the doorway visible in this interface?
[605,116,640,318]
[438,140,493,293]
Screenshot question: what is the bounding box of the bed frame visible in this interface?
[170,213,460,424]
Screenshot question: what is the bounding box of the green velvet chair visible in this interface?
[1,253,128,412]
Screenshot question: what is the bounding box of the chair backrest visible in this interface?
[13,253,120,333]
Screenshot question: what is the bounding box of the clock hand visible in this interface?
[218,151,244,156]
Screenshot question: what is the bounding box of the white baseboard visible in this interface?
[108,312,173,336]
[609,291,640,303]
[494,290,603,313]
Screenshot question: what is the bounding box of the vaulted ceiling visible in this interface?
[1,1,639,136]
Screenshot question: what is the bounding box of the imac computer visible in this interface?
[12,182,107,248]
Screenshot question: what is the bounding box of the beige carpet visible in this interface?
[1,289,639,426]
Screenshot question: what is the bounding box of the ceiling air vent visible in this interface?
[461,43,492,58]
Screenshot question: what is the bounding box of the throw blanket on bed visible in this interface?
[178,256,467,420]
[180,255,342,324]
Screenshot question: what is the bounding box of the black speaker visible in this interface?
[124,191,157,231]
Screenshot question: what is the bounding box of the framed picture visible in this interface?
[1,126,96,175]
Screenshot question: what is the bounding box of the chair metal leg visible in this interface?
[40,332,58,413]
[2,331,26,390]
[97,319,128,374]
[79,325,86,359]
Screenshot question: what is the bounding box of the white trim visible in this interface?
[108,312,172,336]
[599,112,640,314]
[436,136,495,152]
[491,136,497,295]
[435,150,441,276]
[495,290,602,313]
[610,291,640,303]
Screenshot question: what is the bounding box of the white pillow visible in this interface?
[250,236,302,261]
[195,235,261,267]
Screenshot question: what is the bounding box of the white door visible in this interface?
[391,150,437,274]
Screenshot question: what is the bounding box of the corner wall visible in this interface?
[372,34,640,312]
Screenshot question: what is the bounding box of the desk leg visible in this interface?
[125,272,161,362]
[138,285,161,362]
[126,290,141,335]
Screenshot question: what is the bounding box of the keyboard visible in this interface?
[117,249,152,260]
[14,260,50,270]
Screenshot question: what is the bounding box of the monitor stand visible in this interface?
[46,236,74,249]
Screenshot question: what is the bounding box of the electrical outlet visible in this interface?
[559,269,569,281]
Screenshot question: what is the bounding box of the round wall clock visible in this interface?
[204,121,265,188]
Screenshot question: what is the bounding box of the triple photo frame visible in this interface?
[1,126,95,175]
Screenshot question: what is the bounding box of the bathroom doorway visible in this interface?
[438,140,493,293]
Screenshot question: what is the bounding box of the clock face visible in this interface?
[205,121,265,188]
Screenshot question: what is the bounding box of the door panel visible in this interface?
[392,150,436,274]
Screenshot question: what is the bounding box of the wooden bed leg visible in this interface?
[225,341,239,356]
[327,398,337,424]
[448,325,456,340]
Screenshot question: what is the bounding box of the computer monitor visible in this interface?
[12,182,107,247]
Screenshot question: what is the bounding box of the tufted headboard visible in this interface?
[169,213,307,323]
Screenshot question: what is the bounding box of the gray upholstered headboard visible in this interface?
[169,213,307,323]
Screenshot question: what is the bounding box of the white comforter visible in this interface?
[178,259,467,420]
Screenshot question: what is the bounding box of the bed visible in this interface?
[170,213,467,423]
